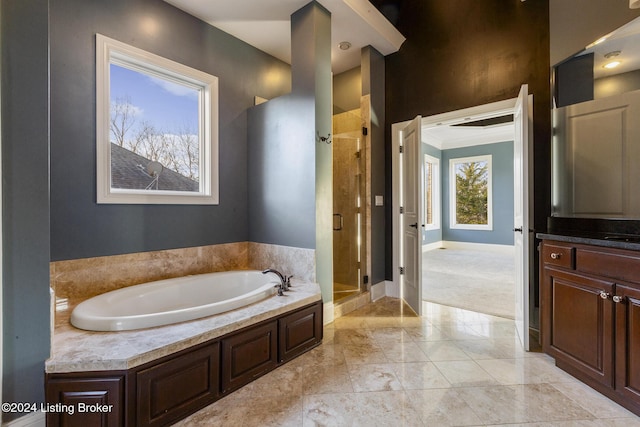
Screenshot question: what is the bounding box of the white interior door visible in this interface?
[514,84,531,351]
[401,116,422,315]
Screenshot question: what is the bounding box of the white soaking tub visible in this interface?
[70,270,278,331]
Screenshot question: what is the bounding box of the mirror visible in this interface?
[552,16,640,218]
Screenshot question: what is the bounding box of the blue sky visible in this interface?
[110,63,199,135]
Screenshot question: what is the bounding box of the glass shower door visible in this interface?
[333,135,364,303]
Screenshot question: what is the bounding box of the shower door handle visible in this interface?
[333,214,343,231]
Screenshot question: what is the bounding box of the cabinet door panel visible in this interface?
[137,342,220,427]
[616,285,640,409]
[221,321,277,393]
[545,268,614,387]
[46,376,125,427]
[279,302,322,362]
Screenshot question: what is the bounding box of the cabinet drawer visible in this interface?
[542,242,575,269]
[577,247,640,284]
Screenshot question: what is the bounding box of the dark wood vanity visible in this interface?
[540,231,640,416]
[45,300,323,427]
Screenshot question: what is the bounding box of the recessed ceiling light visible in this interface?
[604,61,621,69]
[604,50,621,58]
[338,41,351,50]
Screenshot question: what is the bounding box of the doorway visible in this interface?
[392,89,534,349]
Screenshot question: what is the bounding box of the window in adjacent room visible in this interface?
[96,34,218,204]
[449,155,492,230]
[424,154,440,230]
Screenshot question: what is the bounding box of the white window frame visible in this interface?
[96,34,219,204]
[449,154,493,230]
[424,154,440,230]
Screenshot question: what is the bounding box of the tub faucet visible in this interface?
[262,269,286,296]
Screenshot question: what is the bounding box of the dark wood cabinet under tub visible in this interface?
[541,238,640,415]
[45,300,323,427]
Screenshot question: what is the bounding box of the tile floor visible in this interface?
[173,298,640,426]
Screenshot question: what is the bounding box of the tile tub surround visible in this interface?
[46,280,321,373]
[51,241,315,306]
[50,242,250,303]
[249,242,315,282]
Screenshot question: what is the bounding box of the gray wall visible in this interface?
[2,0,52,419]
[247,2,331,251]
[333,66,361,114]
[49,0,291,261]
[550,0,640,66]
[362,46,386,286]
[442,142,515,246]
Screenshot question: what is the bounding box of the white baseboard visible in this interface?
[370,281,386,301]
[385,280,399,298]
[3,411,45,427]
[422,241,443,252]
[440,241,514,255]
[323,301,334,325]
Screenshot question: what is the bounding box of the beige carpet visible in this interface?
[422,247,515,319]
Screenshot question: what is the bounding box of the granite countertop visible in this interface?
[46,280,322,374]
[536,231,640,251]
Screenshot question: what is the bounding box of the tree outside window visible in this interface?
[450,155,492,230]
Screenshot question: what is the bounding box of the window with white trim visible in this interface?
[96,34,219,204]
[424,154,440,230]
[449,155,492,230]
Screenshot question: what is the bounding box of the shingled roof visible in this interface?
[110,143,199,192]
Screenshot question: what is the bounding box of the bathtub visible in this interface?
[70,270,278,332]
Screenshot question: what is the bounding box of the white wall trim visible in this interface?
[370,281,386,301]
[392,98,520,307]
[323,301,335,325]
[385,280,400,299]
[422,241,444,252]
[3,412,45,427]
[440,240,515,256]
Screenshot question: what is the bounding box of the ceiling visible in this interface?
[163,0,405,74]
[423,120,515,151]
[579,15,640,79]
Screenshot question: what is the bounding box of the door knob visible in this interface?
[514,227,523,233]
[409,223,418,228]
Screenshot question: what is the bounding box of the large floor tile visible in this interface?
[376,340,430,363]
[433,360,498,387]
[551,381,638,419]
[417,340,471,361]
[303,391,424,426]
[346,363,403,392]
[456,383,596,424]
[390,361,451,390]
[405,388,484,426]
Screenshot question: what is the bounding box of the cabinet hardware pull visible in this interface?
[599,291,610,300]
[613,295,625,303]
[550,252,562,260]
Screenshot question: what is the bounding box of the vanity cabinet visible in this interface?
[45,300,322,426]
[541,240,640,414]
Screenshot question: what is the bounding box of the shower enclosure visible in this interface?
[333,133,365,303]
